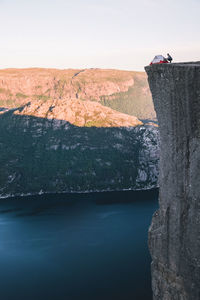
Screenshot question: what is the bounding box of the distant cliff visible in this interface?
[0,68,159,197]
[0,68,155,120]
[145,62,200,299]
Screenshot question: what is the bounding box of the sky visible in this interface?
[0,0,200,71]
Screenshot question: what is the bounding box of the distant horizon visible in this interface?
[1,59,200,73]
[1,56,200,72]
[0,66,145,72]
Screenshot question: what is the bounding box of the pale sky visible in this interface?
[0,0,200,71]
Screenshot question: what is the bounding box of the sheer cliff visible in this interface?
[145,62,200,299]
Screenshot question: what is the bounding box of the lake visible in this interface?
[0,189,158,300]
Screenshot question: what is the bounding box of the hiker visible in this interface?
[167,53,173,63]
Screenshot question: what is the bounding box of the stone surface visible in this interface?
[145,62,200,300]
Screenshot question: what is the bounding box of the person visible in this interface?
[167,53,173,63]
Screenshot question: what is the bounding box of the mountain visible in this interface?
[0,68,159,197]
[0,68,155,120]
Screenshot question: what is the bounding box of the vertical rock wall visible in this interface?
[145,62,200,300]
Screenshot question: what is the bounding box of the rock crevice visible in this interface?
[145,62,200,300]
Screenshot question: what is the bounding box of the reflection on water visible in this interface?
[0,190,158,300]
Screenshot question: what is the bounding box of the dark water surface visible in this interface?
[0,189,158,300]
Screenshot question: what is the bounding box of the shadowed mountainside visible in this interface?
[0,110,159,197]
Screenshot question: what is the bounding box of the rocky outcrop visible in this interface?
[13,98,142,127]
[145,62,200,299]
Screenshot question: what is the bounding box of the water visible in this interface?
[0,189,158,300]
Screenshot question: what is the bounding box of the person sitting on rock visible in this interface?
[167,53,173,63]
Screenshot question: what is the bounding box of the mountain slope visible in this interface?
[0,68,155,120]
[0,68,159,197]
[0,111,159,197]
[13,98,142,127]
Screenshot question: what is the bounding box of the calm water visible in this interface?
[0,190,158,300]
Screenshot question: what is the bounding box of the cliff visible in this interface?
[145,62,200,299]
[0,111,159,197]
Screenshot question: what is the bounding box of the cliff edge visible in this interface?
[145,62,200,300]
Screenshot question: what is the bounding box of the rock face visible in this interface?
[145,62,200,299]
[0,110,159,197]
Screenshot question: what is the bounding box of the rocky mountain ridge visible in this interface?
[12,98,142,128]
[0,68,155,120]
[0,68,134,99]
